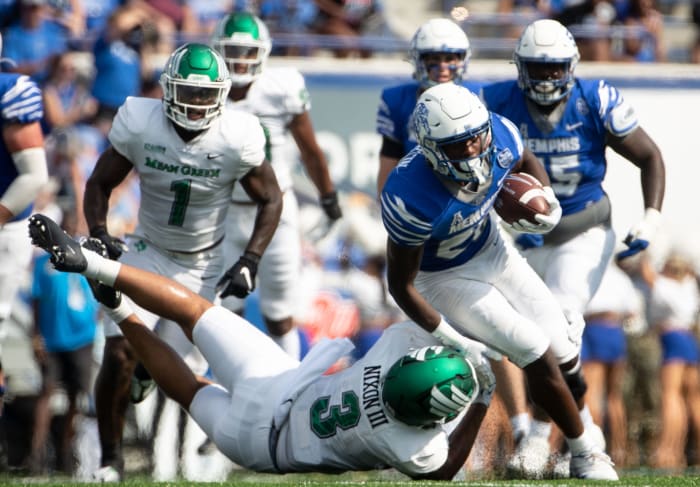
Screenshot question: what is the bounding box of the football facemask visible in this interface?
[160,43,231,131]
[514,19,580,106]
[409,18,471,89]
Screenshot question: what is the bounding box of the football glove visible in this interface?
[320,191,342,221]
[90,225,128,260]
[616,208,661,261]
[509,186,561,234]
[216,251,261,299]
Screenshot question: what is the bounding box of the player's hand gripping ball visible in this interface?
[494,172,550,226]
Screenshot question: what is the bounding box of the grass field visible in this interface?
[3,469,700,487]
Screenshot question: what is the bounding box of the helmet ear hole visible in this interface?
[382,345,478,427]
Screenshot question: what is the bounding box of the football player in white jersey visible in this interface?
[83,43,282,481]
[29,212,494,480]
[211,12,341,360]
[0,32,49,412]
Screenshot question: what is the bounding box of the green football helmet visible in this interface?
[212,12,271,87]
[160,43,231,131]
[382,345,478,427]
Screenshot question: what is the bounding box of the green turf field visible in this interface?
[3,469,700,487]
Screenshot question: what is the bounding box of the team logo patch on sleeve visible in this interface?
[496,148,513,168]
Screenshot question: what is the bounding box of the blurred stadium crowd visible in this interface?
[1,0,700,481]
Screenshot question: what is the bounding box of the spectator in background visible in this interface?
[29,209,98,475]
[553,0,617,61]
[78,0,125,37]
[260,0,318,56]
[692,0,700,63]
[644,250,700,470]
[615,0,665,62]
[581,259,643,467]
[42,51,98,132]
[310,0,382,58]
[2,0,70,82]
[185,0,234,36]
[89,5,152,119]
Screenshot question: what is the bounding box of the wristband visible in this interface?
[103,300,134,324]
[432,317,467,351]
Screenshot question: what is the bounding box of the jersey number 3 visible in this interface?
[310,391,361,438]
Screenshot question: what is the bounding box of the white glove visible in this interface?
[616,208,661,260]
[509,186,561,234]
[563,309,585,350]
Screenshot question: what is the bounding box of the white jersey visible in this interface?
[277,322,451,477]
[228,67,309,200]
[109,97,265,252]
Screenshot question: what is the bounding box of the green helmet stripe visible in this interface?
[223,13,260,39]
[172,43,222,82]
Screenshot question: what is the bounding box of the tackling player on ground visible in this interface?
[29,212,495,481]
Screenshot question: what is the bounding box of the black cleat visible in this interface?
[82,237,123,309]
[28,214,87,272]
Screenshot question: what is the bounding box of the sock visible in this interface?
[510,413,531,442]
[83,249,121,286]
[579,404,594,427]
[565,430,596,456]
[530,419,552,439]
[270,327,301,360]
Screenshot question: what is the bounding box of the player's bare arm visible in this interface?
[289,111,335,196]
[414,402,488,480]
[0,121,47,225]
[607,126,665,210]
[386,239,442,332]
[83,146,134,232]
[238,159,283,257]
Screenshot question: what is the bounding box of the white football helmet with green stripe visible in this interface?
[160,43,231,131]
[212,12,271,87]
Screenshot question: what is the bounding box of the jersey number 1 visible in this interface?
[169,179,191,226]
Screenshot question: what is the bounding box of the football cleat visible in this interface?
[28,214,87,272]
[506,433,551,479]
[570,449,618,480]
[92,465,122,483]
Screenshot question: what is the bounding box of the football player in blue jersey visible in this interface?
[380,82,618,480]
[0,32,49,412]
[481,19,665,475]
[375,18,482,195]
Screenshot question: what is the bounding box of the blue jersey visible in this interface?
[376,80,483,157]
[0,73,44,222]
[381,113,523,272]
[482,78,638,216]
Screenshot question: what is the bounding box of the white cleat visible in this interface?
[506,434,551,479]
[92,465,122,483]
[570,449,619,480]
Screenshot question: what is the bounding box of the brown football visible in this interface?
[494,172,550,225]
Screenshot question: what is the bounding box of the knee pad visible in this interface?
[563,367,588,402]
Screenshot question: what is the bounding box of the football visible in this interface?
[494,172,550,225]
